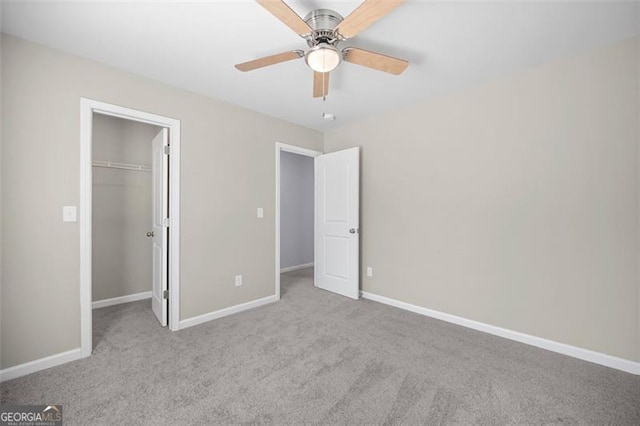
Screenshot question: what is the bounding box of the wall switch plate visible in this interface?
[63,206,77,222]
[257,208,264,219]
[235,275,243,287]
[366,267,373,277]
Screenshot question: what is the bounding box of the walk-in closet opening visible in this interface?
[91,113,167,345]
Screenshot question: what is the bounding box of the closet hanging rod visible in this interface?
[92,160,151,172]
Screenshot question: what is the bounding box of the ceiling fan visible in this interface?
[235,0,409,98]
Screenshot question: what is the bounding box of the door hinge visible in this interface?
[163,218,170,227]
[163,145,170,155]
[163,290,169,299]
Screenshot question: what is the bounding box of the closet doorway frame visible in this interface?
[80,98,182,358]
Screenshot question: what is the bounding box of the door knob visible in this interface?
[349,228,359,234]
[146,231,154,237]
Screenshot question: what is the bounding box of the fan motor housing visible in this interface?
[304,9,343,47]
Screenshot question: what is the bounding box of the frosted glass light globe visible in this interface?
[305,44,340,73]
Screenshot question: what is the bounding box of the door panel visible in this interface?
[151,128,168,326]
[315,147,360,299]
[324,163,351,222]
[325,236,350,279]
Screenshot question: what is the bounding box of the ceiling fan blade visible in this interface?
[313,72,330,98]
[335,0,404,40]
[342,47,408,75]
[256,0,312,36]
[235,50,304,72]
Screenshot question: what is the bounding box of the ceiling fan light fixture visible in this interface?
[305,44,340,73]
[236,1,410,98]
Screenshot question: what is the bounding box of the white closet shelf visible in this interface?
[92,160,151,172]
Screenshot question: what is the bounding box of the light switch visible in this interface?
[63,206,77,222]
[257,207,264,219]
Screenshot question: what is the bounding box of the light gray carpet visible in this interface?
[2,267,639,424]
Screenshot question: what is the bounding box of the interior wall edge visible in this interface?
[179,294,278,330]
[0,348,84,383]
[91,291,152,310]
[362,291,640,376]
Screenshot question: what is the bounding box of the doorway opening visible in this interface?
[80,99,181,359]
[91,114,165,346]
[277,145,318,297]
[275,143,321,299]
[275,142,361,300]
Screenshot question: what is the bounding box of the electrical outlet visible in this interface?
[366,267,373,277]
[235,275,243,287]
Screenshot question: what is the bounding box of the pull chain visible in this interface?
[322,70,326,106]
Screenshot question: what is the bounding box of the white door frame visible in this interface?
[275,142,322,300]
[80,98,182,358]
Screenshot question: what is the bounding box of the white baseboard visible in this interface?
[1,294,278,381]
[92,291,152,309]
[179,295,278,330]
[361,291,640,376]
[0,348,84,382]
[280,262,314,273]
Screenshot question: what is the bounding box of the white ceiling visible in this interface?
[2,1,638,131]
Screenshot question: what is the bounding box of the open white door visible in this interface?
[151,128,169,326]
[315,147,360,299]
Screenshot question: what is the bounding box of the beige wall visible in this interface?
[1,32,639,370]
[0,19,3,370]
[92,114,160,302]
[325,37,640,362]
[0,34,323,369]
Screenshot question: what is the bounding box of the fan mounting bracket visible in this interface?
[303,9,344,48]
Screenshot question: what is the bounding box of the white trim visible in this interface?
[275,142,322,301]
[361,291,640,376]
[179,295,278,330]
[168,118,181,332]
[280,262,314,273]
[92,160,151,172]
[92,291,152,309]
[0,349,83,382]
[80,98,182,363]
[80,100,92,358]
